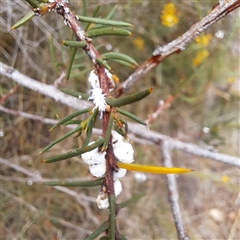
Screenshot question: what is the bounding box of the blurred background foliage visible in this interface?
[1,0,239,239]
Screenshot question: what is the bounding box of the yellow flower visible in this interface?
[160,3,179,27]
[133,37,144,51]
[221,175,230,183]
[192,50,209,66]
[227,77,236,84]
[195,34,212,46]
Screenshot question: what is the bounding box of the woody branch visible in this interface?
[1,64,239,167]
[113,0,240,96]
[33,1,119,236]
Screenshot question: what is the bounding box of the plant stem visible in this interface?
[109,194,116,240]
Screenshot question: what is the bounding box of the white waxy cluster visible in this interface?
[88,70,100,89]
[96,179,123,209]
[112,131,134,164]
[96,190,108,209]
[88,69,115,118]
[81,145,106,178]
[88,88,106,119]
[81,131,134,209]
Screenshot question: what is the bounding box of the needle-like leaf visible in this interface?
[85,222,109,240]
[39,125,83,154]
[77,15,133,27]
[101,113,114,151]
[117,108,146,125]
[82,109,98,148]
[49,108,90,131]
[117,162,193,174]
[66,47,77,80]
[62,40,87,48]
[107,88,152,107]
[11,11,34,30]
[43,178,104,187]
[42,137,104,163]
[102,52,138,67]
[86,28,132,38]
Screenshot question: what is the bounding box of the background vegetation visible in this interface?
[1,0,239,239]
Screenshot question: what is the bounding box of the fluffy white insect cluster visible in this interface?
[81,131,134,209]
[88,69,115,118]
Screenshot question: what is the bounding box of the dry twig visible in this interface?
[113,0,240,96]
[160,141,189,240]
[0,157,99,224]
[129,123,240,167]
[146,95,175,125]
[1,63,239,167]
[0,85,19,105]
[0,188,91,235]
[0,62,92,109]
[0,105,58,125]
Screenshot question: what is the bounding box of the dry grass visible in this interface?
[1,1,239,239]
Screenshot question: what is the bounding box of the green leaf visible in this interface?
[102,52,138,67]
[77,15,133,27]
[49,36,59,74]
[66,47,77,80]
[39,124,83,154]
[101,113,114,152]
[91,6,123,30]
[62,40,87,48]
[119,119,128,138]
[85,5,101,32]
[106,88,153,107]
[109,194,116,240]
[85,222,109,240]
[60,88,89,100]
[118,193,145,209]
[43,178,104,187]
[114,124,126,138]
[117,108,146,125]
[11,11,34,30]
[50,108,91,131]
[82,109,98,148]
[86,28,132,38]
[107,59,136,68]
[106,5,118,20]
[62,119,82,126]
[96,58,111,71]
[42,137,104,163]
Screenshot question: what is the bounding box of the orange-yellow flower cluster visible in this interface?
[133,37,144,51]
[192,34,212,66]
[194,34,212,46]
[192,50,209,67]
[221,175,230,183]
[160,3,179,27]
